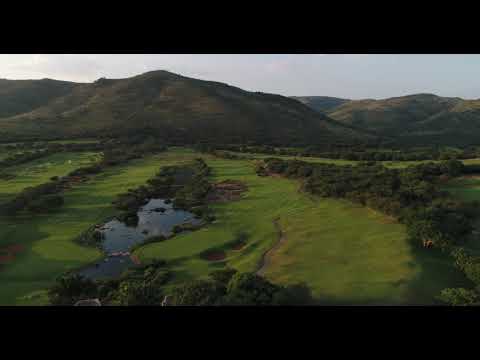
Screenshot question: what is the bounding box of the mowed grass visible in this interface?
[0,148,199,305]
[263,200,469,304]
[0,152,101,203]
[137,152,467,304]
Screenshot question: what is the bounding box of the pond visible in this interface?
[78,198,202,280]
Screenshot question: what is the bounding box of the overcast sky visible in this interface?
[1,54,479,100]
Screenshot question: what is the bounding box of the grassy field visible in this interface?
[0,152,101,204]
[137,150,468,304]
[0,149,198,305]
[0,147,470,305]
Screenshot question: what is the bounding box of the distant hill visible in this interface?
[0,78,79,118]
[0,71,371,145]
[292,96,350,113]
[298,93,480,146]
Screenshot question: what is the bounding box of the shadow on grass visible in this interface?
[401,244,473,305]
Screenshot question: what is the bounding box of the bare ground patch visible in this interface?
[200,248,227,261]
[257,218,287,276]
[0,243,25,265]
[206,180,248,203]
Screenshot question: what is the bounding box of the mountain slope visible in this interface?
[0,78,80,118]
[292,96,350,113]
[0,71,371,145]
[299,93,480,146]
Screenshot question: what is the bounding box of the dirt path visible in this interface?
[256,217,287,276]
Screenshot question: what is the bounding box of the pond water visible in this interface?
[78,198,202,280]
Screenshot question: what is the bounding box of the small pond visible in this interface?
[78,198,202,280]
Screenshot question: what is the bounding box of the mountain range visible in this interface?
[0,71,367,145]
[1,70,479,147]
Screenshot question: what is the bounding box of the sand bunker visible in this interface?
[202,250,227,261]
[0,244,25,265]
[207,180,248,203]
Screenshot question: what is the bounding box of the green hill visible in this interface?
[299,93,480,146]
[0,71,370,145]
[0,78,79,118]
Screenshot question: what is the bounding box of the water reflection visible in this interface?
[78,199,201,280]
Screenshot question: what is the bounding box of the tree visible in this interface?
[117,280,163,306]
[48,274,98,305]
[272,283,313,305]
[169,280,226,306]
[209,268,238,286]
[223,272,280,305]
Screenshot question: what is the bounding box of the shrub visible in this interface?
[223,272,280,305]
[209,268,238,285]
[272,283,313,305]
[48,274,98,305]
[437,288,479,306]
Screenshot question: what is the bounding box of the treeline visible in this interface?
[196,143,480,161]
[0,148,55,168]
[1,134,168,159]
[257,158,478,250]
[49,263,313,306]
[193,145,251,160]
[0,141,168,216]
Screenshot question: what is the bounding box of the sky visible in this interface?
[0,54,479,100]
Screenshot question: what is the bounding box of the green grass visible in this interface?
[137,152,468,304]
[0,152,101,204]
[0,148,199,305]
[0,147,470,305]
[263,199,469,304]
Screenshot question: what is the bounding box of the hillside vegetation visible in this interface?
[297,94,480,146]
[0,71,369,146]
[0,78,79,118]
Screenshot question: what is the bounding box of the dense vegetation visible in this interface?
[197,143,480,162]
[49,264,312,306]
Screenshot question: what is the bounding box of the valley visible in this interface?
[1,66,480,307]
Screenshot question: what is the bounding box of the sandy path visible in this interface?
[256,217,286,276]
